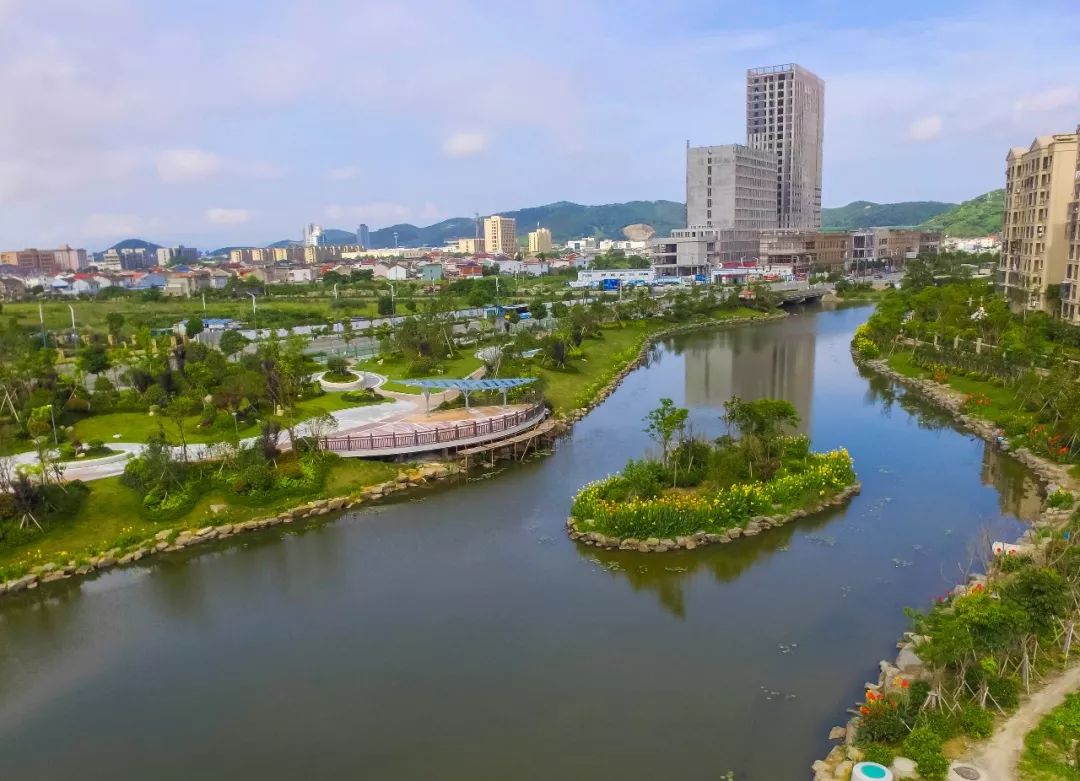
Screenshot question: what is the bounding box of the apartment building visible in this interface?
[0,246,87,274]
[457,237,486,254]
[483,215,517,256]
[1061,125,1080,324]
[528,228,553,254]
[999,131,1079,314]
[686,143,778,231]
[758,230,850,271]
[850,228,941,270]
[746,63,825,230]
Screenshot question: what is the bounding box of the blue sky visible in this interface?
[2,0,1078,249]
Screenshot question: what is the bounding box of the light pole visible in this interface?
[68,304,77,344]
[38,301,47,347]
[247,292,257,333]
[385,282,396,316]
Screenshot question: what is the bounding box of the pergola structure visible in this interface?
[399,377,536,412]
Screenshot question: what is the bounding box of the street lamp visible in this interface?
[247,292,257,333]
[385,282,396,316]
[68,304,77,345]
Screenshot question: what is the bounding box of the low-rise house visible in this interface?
[374,262,408,281]
[0,275,26,300]
[418,262,444,281]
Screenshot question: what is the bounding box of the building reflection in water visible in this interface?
[981,445,1042,522]
[681,326,816,433]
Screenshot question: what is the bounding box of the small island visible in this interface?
[567,396,859,552]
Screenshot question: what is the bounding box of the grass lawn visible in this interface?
[885,351,1035,432]
[0,456,401,574]
[1018,691,1080,781]
[67,391,384,445]
[355,352,486,394]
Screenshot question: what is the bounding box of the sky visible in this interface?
[1,0,1079,250]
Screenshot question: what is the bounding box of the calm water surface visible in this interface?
[0,305,1038,780]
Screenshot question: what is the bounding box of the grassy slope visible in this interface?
[1018,691,1080,781]
[0,458,399,573]
[355,352,485,394]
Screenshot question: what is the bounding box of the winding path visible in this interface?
[967,664,1080,778]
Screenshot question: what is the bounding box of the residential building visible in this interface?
[374,262,408,281]
[229,248,257,264]
[304,224,325,247]
[483,215,517,256]
[357,224,371,249]
[456,262,484,278]
[0,246,87,274]
[758,230,850,272]
[1059,125,1080,324]
[686,143,778,231]
[457,237,486,254]
[0,276,27,300]
[527,227,553,254]
[574,268,656,288]
[270,246,305,263]
[286,267,316,284]
[651,228,722,278]
[566,238,598,252]
[418,262,444,281]
[156,246,199,265]
[746,63,825,229]
[998,131,1079,314]
[850,228,941,271]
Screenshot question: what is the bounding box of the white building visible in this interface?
[573,268,656,288]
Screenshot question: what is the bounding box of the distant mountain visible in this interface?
[921,189,1004,237]
[261,201,685,249]
[109,238,162,252]
[822,200,956,231]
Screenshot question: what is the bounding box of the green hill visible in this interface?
[921,189,1004,236]
[109,238,162,252]
[271,200,687,249]
[822,200,955,230]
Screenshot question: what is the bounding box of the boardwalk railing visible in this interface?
[319,403,547,454]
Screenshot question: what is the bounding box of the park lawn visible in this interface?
[886,351,1036,432]
[537,320,661,414]
[355,352,485,394]
[0,456,403,573]
[68,392,381,445]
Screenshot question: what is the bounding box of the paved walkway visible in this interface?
[6,398,418,483]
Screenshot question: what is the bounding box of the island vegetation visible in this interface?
[569,396,856,542]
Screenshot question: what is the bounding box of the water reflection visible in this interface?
[982,446,1042,522]
[578,507,843,618]
[677,327,816,433]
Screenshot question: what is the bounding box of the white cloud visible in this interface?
[157,148,221,182]
[82,213,155,238]
[328,165,362,181]
[1013,86,1079,114]
[907,115,943,142]
[442,131,489,158]
[206,208,252,225]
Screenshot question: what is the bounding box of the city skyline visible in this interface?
[1,0,1079,249]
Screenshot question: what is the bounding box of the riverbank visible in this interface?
[0,310,785,598]
[810,354,1080,781]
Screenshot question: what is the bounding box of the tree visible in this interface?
[105,312,125,341]
[644,398,688,466]
[722,396,800,478]
[166,394,200,461]
[185,316,204,341]
[377,295,394,316]
[76,343,110,377]
[529,299,548,320]
[218,329,250,360]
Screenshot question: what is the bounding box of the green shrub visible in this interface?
[859,743,897,767]
[997,553,1033,573]
[858,693,908,744]
[902,726,948,781]
[987,674,1020,711]
[1047,489,1074,509]
[955,704,994,739]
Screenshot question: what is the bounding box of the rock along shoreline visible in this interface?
[808,355,1079,781]
[0,313,785,600]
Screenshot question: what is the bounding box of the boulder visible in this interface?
[828,726,847,741]
[891,756,917,779]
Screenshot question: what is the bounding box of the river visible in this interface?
[0,304,1039,780]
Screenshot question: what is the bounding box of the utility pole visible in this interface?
[38,302,47,347]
